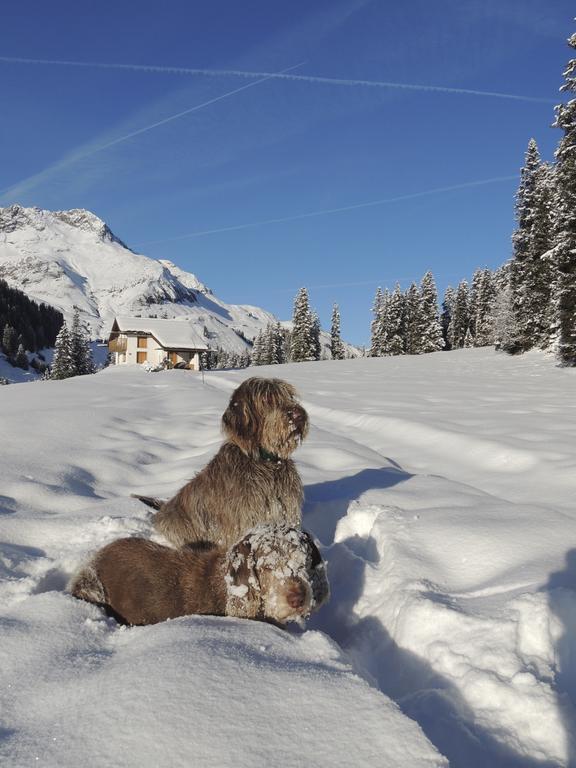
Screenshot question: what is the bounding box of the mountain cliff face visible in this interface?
[0,205,276,352]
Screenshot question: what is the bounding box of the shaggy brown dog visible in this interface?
[69,524,329,627]
[145,377,309,548]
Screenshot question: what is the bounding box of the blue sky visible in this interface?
[0,0,572,345]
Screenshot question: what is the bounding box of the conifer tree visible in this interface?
[403,282,423,355]
[291,288,315,362]
[271,322,286,365]
[15,343,29,370]
[386,284,405,355]
[449,281,470,349]
[493,285,518,351]
[50,324,75,380]
[2,325,17,357]
[330,304,345,360]
[369,287,385,356]
[552,28,576,364]
[69,309,95,375]
[469,269,483,338]
[441,286,456,351]
[251,330,265,366]
[474,269,497,347]
[310,311,321,361]
[419,272,444,353]
[505,140,555,353]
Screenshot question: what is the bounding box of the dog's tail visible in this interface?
[131,494,165,511]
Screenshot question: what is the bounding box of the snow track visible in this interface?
[2,349,576,766]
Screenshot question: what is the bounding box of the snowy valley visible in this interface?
[1,348,576,766]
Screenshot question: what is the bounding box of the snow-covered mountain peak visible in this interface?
[52,208,129,247]
[157,259,212,295]
[0,204,126,246]
[0,204,279,350]
[0,205,358,358]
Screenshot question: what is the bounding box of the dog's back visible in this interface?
[148,377,308,549]
[69,538,224,625]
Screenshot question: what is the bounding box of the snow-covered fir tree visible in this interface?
[310,311,321,361]
[249,323,286,367]
[261,326,274,365]
[403,282,423,355]
[386,284,405,355]
[49,312,95,379]
[70,309,95,375]
[552,29,576,364]
[216,349,230,370]
[419,272,444,353]
[330,304,345,360]
[251,330,266,366]
[370,287,394,356]
[291,288,316,362]
[473,269,497,347]
[50,324,75,380]
[469,269,483,338]
[493,285,519,351]
[270,322,286,365]
[448,280,470,349]
[441,286,456,351]
[504,140,555,353]
[369,287,386,356]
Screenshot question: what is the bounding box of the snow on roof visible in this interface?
[112,315,209,350]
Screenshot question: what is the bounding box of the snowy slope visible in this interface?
[2,348,576,766]
[0,205,279,352]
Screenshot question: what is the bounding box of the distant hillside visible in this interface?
[0,278,63,353]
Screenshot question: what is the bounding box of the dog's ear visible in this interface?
[301,530,330,609]
[221,385,259,457]
[301,530,322,569]
[225,537,261,618]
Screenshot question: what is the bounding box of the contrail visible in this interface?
[0,55,557,104]
[136,175,519,246]
[274,278,412,292]
[0,63,304,202]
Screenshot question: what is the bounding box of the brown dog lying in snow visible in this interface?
[136,377,309,549]
[69,524,329,627]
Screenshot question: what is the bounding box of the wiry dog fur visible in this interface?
[69,524,329,627]
[150,377,309,548]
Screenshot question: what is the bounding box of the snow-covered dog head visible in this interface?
[221,378,309,460]
[224,524,329,625]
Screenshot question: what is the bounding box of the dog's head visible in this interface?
[221,377,309,460]
[224,524,329,625]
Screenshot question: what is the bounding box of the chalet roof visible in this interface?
[111,316,209,351]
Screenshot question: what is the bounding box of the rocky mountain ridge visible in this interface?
[0,204,276,353]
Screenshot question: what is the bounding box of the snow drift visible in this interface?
[1,348,576,766]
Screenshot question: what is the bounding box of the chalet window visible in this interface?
[137,336,148,348]
[137,351,147,363]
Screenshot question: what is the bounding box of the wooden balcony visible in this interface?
[108,337,127,353]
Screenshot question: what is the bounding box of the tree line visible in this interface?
[0,279,63,372]
[497,26,576,365]
[261,23,576,367]
[4,24,576,377]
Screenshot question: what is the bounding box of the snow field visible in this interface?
[2,347,576,766]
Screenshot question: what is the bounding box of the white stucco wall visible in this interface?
[112,334,201,370]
